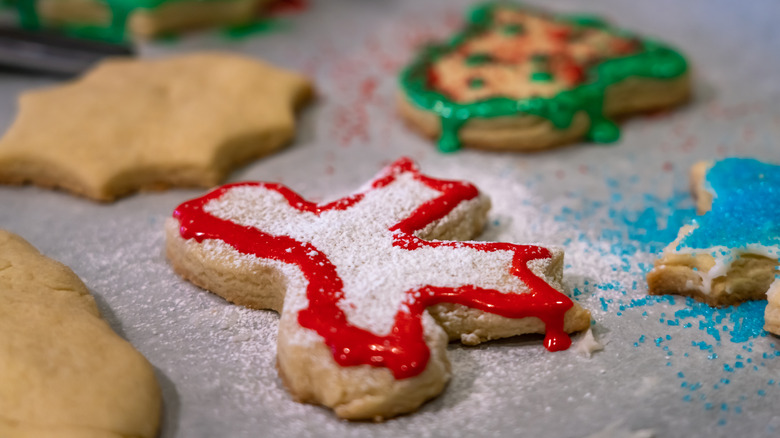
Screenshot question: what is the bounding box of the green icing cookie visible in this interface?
[399,2,688,152]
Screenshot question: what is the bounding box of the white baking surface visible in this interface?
[1,0,780,437]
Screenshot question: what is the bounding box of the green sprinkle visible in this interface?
[531,71,554,82]
[465,53,493,66]
[468,77,486,89]
[222,19,287,40]
[502,23,524,35]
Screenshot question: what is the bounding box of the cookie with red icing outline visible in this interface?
[399,2,690,152]
[165,157,590,420]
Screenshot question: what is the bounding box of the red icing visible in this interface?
[267,0,308,14]
[547,26,572,41]
[173,157,575,379]
[426,67,440,88]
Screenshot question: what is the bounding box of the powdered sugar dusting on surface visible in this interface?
[3,0,780,436]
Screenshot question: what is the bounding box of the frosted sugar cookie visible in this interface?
[647,158,780,334]
[165,157,590,420]
[0,52,313,201]
[399,2,690,152]
[15,0,277,41]
[0,230,161,438]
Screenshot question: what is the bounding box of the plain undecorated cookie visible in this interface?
[165,157,590,420]
[0,52,314,201]
[0,230,161,438]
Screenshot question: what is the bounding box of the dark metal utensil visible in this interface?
[0,27,133,76]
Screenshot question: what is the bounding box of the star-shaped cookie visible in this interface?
[0,52,313,201]
[166,157,590,420]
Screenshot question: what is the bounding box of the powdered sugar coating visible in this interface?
[202,170,548,336]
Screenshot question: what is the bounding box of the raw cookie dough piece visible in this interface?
[165,157,590,420]
[647,158,780,334]
[399,2,690,152]
[0,230,161,438]
[0,52,314,201]
[16,0,277,41]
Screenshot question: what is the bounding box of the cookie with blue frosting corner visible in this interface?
[647,158,780,334]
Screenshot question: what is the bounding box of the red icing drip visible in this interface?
[173,157,574,379]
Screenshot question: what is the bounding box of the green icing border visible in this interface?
[399,2,689,152]
[16,0,242,42]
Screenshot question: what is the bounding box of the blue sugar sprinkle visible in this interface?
[677,372,685,378]
[704,403,714,410]
[735,406,743,414]
[721,403,728,411]
[708,353,718,360]
[758,389,767,396]
[675,300,767,344]
[682,395,691,402]
[721,378,730,384]
[676,158,780,251]
[735,362,744,368]
[724,364,734,372]
[717,419,727,426]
